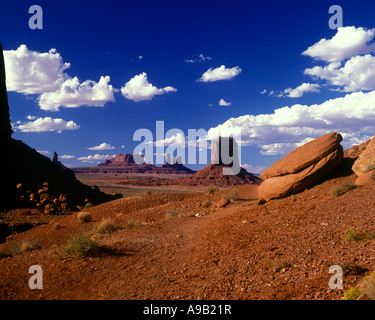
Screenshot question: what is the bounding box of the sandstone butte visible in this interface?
[258,132,344,202]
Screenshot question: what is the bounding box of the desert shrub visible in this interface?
[143,190,152,195]
[201,200,210,208]
[271,260,290,272]
[331,183,356,197]
[84,202,94,209]
[0,239,42,256]
[52,223,61,230]
[205,185,218,195]
[77,211,92,223]
[345,226,362,242]
[345,226,375,242]
[344,287,361,300]
[358,272,375,300]
[123,218,147,229]
[62,232,100,257]
[20,239,43,253]
[225,189,239,202]
[371,171,375,180]
[165,207,185,220]
[94,218,117,235]
[0,247,11,258]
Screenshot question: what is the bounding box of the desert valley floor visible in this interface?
[1,163,375,300]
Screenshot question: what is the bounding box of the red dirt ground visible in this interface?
[1,157,375,300]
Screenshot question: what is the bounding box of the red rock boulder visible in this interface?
[258,132,343,202]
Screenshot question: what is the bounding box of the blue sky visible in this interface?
[1,0,375,172]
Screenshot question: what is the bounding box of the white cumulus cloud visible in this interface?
[198,65,242,82]
[4,45,69,94]
[302,26,375,62]
[60,154,75,159]
[218,98,231,106]
[38,76,115,111]
[87,142,115,150]
[281,83,320,98]
[13,117,80,133]
[121,72,177,102]
[77,154,113,163]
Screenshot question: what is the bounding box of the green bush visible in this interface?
[345,226,375,242]
[205,185,218,195]
[52,223,61,230]
[165,208,194,220]
[123,218,148,229]
[331,183,356,197]
[84,202,94,209]
[94,218,117,235]
[225,189,239,202]
[77,211,92,223]
[0,239,42,257]
[344,287,361,300]
[62,232,100,257]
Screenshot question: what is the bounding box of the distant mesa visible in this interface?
[99,153,138,167]
[258,132,344,202]
[74,153,196,175]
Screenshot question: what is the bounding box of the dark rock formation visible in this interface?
[51,151,72,172]
[0,43,12,140]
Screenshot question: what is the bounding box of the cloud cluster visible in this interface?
[207,90,375,155]
[185,53,212,63]
[121,72,177,102]
[305,54,375,92]
[198,65,242,82]
[269,26,375,97]
[302,26,375,93]
[4,45,115,111]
